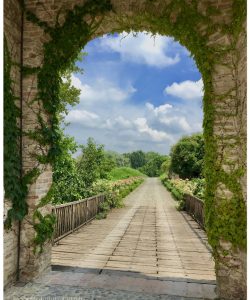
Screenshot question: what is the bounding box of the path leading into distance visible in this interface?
[6,178,217,299]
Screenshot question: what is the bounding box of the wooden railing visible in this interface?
[52,194,105,243]
[184,194,205,229]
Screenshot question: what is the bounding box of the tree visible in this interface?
[105,151,130,167]
[160,156,171,174]
[128,150,146,169]
[51,129,84,203]
[51,52,89,203]
[58,51,86,118]
[145,151,161,162]
[99,152,116,178]
[77,138,106,187]
[139,152,167,177]
[169,133,204,179]
[58,72,81,116]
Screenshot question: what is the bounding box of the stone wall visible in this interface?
[213,22,247,300]
[207,15,246,297]
[4,0,53,287]
[4,221,18,288]
[4,0,22,288]
[4,0,246,298]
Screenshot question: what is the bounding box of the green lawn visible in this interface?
[108,167,146,181]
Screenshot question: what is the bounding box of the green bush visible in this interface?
[169,133,204,179]
[165,180,173,192]
[191,178,205,200]
[95,177,144,219]
[171,187,183,201]
[161,177,185,211]
[161,176,206,211]
[139,154,167,177]
[162,177,205,200]
[176,199,186,211]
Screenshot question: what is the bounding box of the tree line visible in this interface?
[52,136,170,204]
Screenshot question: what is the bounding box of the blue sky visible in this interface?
[64,32,203,155]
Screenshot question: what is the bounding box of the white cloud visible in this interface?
[146,102,173,116]
[164,79,203,100]
[115,116,132,128]
[134,118,172,142]
[159,116,191,132]
[66,109,99,125]
[145,102,193,133]
[103,116,132,130]
[63,34,203,154]
[71,74,136,103]
[100,32,180,68]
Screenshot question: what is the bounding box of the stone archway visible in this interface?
[4,0,246,299]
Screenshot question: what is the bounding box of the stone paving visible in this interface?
[5,178,217,299]
[5,280,213,300]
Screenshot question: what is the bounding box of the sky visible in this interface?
[64,32,203,155]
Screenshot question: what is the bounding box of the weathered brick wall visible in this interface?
[237,23,247,203]
[4,0,53,287]
[18,0,54,282]
[4,0,22,288]
[19,167,53,281]
[209,17,246,298]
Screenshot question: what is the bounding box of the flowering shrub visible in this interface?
[167,178,205,199]
[93,176,144,219]
[161,175,205,210]
[170,178,195,195]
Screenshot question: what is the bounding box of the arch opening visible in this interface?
[49,31,216,292]
[63,31,203,155]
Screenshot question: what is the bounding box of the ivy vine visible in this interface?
[4,0,113,253]
[4,37,41,229]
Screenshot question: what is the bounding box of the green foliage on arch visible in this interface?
[4,0,246,255]
[4,0,113,252]
[4,37,41,228]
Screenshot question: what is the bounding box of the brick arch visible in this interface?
[4,0,246,299]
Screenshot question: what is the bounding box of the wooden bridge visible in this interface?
[49,178,216,299]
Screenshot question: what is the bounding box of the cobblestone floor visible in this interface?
[5,283,210,300]
[5,272,216,300]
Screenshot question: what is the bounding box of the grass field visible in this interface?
[108,167,146,181]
